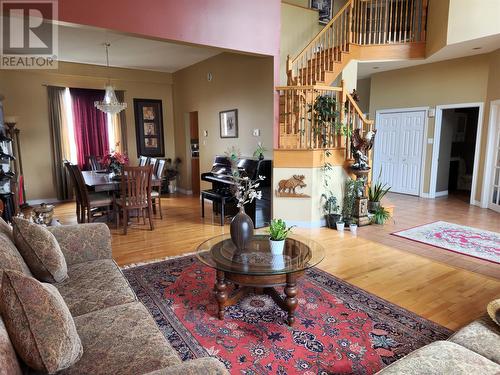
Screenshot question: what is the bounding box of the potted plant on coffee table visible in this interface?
[268,219,295,255]
[321,192,340,229]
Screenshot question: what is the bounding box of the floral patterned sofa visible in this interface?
[0,222,228,375]
[376,310,500,374]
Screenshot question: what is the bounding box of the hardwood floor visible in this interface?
[54,193,500,331]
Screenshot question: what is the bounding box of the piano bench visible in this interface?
[201,189,234,226]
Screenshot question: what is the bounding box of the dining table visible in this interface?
[81,170,161,192]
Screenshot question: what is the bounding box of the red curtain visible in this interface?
[70,88,109,168]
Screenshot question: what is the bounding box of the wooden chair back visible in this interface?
[87,155,101,171]
[138,156,148,167]
[120,166,152,209]
[148,157,158,175]
[68,164,90,206]
[155,159,166,179]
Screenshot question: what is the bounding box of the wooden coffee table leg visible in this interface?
[284,273,298,326]
[215,270,228,320]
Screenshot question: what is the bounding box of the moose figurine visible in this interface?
[276,175,309,197]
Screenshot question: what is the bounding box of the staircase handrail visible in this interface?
[289,0,353,67]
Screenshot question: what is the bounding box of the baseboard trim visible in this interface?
[420,192,431,198]
[176,188,193,195]
[27,198,60,205]
[435,190,448,197]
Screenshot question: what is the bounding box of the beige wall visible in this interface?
[0,62,175,201]
[280,2,322,85]
[356,78,371,114]
[369,54,491,195]
[172,53,274,191]
[447,0,500,45]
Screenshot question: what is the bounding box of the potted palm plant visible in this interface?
[321,192,340,229]
[368,181,391,212]
[268,219,295,255]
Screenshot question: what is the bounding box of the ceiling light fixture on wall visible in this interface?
[94,43,127,115]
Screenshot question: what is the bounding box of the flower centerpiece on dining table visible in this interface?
[102,150,129,178]
[225,147,265,250]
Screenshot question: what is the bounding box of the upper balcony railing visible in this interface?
[287,0,428,86]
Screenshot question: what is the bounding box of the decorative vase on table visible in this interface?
[230,206,254,250]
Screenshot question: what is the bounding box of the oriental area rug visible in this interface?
[393,221,500,265]
[123,254,452,375]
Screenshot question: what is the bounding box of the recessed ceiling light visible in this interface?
[473,47,482,50]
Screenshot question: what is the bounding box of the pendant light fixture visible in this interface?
[94,43,127,115]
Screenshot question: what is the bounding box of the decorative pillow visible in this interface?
[12,217,67,283]
[0,231,32,289]
[487,299,500,326]
[0,270,83,373]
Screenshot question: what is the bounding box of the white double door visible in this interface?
[373,110,426,195]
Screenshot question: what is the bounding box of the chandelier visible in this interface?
[94,43,127,115]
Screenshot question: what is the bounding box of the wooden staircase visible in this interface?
[277,0,428,152]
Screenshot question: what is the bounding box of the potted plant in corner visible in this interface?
[342,178,356,228]
[368,180,391,212]
[268,219,295,255]
[321,192,340,229]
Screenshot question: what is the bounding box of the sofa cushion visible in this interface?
[0,318,22,375]
[0,271,83,374]
[55,259,137,317]
[12,217,67,283]
[375,341,500,375]
[58,302,181,375]
[449,316,500,364]
[487,299,500,326]
[0,231,32,284]
[0,216,13,240]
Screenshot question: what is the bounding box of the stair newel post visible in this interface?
[340,80,347,153]
[286,55,292,85]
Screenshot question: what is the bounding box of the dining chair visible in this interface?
[114,165,154,234]
[151,159,166,219]
[138,156,149,167]
[87,155,102,171]
[68,164,113,223]
[64,161,82,223]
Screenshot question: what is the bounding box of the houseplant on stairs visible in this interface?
[268,219,295,255]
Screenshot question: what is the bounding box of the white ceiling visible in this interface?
[58,25,221,73]
[358,33,500,79]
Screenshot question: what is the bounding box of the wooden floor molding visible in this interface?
[54,193,500,331]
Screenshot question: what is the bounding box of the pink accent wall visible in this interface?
[59,0,281,147]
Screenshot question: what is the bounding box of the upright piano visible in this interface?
[201,156,271,228]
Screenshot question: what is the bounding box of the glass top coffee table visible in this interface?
[196,233,325,326]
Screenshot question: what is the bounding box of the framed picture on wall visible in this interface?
[219,109,238,138]
[310,0,333,25]
[134,99,165,157]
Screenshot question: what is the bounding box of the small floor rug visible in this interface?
[392,221,500,264]
[123,255,452,375]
